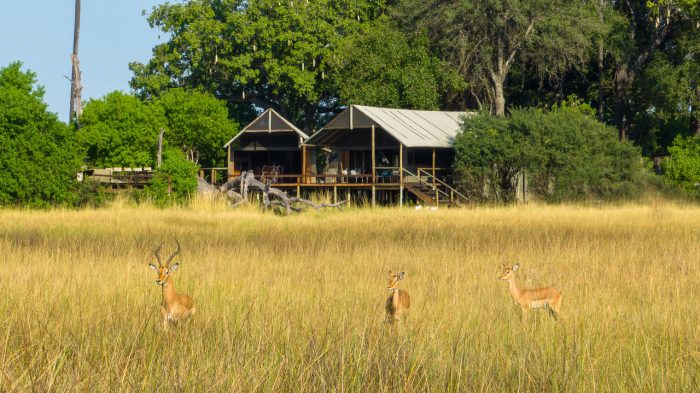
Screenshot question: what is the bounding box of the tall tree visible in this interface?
[399,0,602,116]
[0,62,83,207]
[609,0,698,140]
[69,0,83,126]
[78,91,167,168]
[334,18,463,110]
[79,90,238,168]
[130,0,391,131]
[156,88,238,167]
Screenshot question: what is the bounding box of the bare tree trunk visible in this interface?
[69,0,82,126]
[597,0,606,121]
[493,75,506,117]
[598,41,605,121]
[157,128,164,168]
[303,104,315,133]
[614,65,632,140]
[692,85,700,136]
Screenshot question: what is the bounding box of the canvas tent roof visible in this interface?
[224,108,309,148]
[306,105,471,148]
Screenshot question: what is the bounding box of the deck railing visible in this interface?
[416,168,469,204]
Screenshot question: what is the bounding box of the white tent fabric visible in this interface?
[224,108,309,148]
[315,105,472,148]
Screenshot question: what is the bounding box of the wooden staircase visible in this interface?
[404,182,455,207]
[401,168,467,208]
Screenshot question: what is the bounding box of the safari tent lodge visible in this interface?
[224,105,470,207]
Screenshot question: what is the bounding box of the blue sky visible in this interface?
[0,1,166,122]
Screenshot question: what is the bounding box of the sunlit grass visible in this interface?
[0,203,698,391]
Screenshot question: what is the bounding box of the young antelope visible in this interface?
[385,271,411,324]
[498,263,562,323]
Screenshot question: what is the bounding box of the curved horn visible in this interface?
[154,244,164,266]
[165,240,181,266]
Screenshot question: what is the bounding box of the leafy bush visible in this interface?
[0,62,83,207]
[662,135,700,196]
[454,100,645,203]
[145,148,199,205]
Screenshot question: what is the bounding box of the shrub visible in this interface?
[662,135,700,197]
[145,148,199,205]
[454,101,645,203]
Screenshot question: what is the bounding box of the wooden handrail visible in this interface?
[417,169,469,203]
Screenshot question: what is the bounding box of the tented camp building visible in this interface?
[224,108,309,183]
[301,105,470,206]
[222,105,470,206]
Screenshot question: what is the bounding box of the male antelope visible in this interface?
[386,271,411,324]
[149,241,195,330]
[498,263,562,322]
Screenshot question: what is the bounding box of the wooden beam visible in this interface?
[371,125,376,208]
[399,144,403,208]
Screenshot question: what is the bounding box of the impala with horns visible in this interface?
[498,263,562,323]
[385,271,411,324]
[149,240,195,330]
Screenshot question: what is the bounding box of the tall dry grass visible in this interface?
[0,203,698,391]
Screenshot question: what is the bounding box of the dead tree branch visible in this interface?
[217,171,349,214]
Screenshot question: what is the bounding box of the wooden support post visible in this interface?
[199,169,204,179]
[333,186,337,204]
[432,148,436,182]
[211,168,216,184]
[228,146,235,179]
[302,145,307,185]
[432,148,438,207]
[399,144,403,208]
[371,125,376,208]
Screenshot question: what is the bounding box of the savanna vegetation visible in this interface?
[2,0,700,206]
[0,204,698,391]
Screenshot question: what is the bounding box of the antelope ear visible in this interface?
[512,263,520,271]
[399,271,405,280]
[169,263,180,272]
[388,270,392,278]
[149,263,158,271]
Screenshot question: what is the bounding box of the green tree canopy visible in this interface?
[130,0,393,131]
[334,18,463,109]
[79,89,237,169]
[78,91,166,168]
[399,0,603,116]
[0,62,83,207]
[156,88,238,168]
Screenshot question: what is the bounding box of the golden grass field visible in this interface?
[0,202,698,392]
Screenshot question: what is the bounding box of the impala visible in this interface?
[498,263,562,323]
[386,271,411,324]
[149,240,195,330]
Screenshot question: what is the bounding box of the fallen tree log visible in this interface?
[217,171,349,214]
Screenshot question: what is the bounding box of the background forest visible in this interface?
[1,0,699,206]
